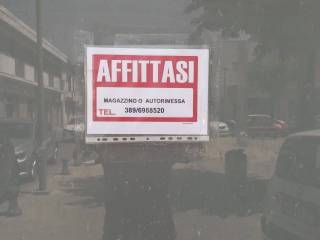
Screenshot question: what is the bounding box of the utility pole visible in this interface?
[36,0,48,192]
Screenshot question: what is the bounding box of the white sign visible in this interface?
[86,47,209,138]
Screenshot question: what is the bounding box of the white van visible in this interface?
[261,130,320,240]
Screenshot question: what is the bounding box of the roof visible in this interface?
[0,5,68,63]
[289,129,320,138]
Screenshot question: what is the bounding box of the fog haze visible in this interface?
[0,0,194,55]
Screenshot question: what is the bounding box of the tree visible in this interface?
[247,51,299,118]
[187,0,320,129]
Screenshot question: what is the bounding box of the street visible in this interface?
[0,137,282,240]
[1,0,320,239]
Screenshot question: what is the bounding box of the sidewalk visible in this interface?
[0,139,268,240]
[0,159,105,240]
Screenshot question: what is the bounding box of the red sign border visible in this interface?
[92,54,198,122]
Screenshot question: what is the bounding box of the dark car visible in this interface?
[246,114,288,137]
[0,120,59,180]
[261,130,320,240]
[0,120,38,179]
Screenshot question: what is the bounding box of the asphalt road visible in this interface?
[0,137,279,240]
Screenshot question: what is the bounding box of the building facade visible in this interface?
[0,5,74,131]
[202,30,256,125]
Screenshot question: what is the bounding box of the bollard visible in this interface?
[61,158,70,175]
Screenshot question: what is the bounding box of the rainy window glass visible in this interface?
[1,1,320,240]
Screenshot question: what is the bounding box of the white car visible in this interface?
[210,121,231,137]
[63,116,85,138]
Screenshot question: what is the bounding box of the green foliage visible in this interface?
[248,51,300,95]
[188,0,320,58]
[188,0,320,127]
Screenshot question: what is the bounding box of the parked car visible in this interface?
[0,120,59,180]
[63,115,85,139]
[0,120,38,179]
[246,114,288,137]
[225,120,237,133]
[261,129,320,240]
[210,121,231,137]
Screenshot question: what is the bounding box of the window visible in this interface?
[49,74,54,88]
[15,58,25,78]
[5,102,14,119]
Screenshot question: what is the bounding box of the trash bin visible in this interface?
[224,149,247,185]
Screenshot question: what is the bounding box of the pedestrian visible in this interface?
[0,135,22,217]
